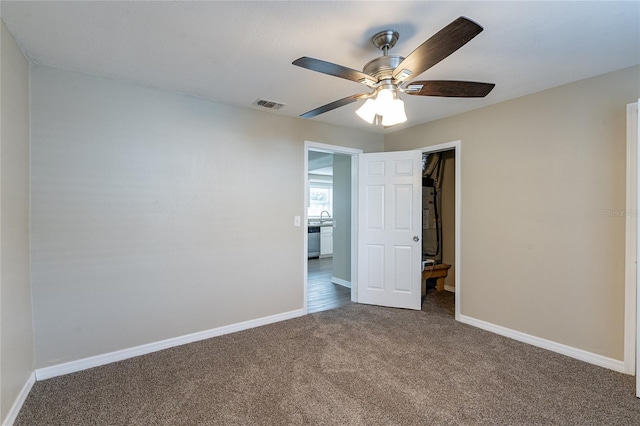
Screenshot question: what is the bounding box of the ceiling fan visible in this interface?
[292,17,495,127]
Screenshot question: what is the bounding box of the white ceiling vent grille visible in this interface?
[253,99,286,110]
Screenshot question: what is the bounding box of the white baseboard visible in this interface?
[35,309,305,381]
[444,285,455,292]
[331,277,351,288]
[458,315,625,373]
[2,372,35,426]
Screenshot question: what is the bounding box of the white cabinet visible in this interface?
[320,226,333,257]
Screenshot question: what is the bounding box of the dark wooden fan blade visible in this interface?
[293,57,378,87]
[300,93,369,118]
[404,80,495,97]
[392,17,483,82]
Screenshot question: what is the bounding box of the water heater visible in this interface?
[422,186,438,257]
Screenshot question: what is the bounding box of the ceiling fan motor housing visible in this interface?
[363,55,404,81]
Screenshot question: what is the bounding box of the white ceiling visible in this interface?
[2,1,638,134]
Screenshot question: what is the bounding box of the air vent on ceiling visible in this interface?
[253,99,286,110]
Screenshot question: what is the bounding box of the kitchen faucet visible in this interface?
[320,210,331,222]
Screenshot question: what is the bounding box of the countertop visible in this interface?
[308,221,334,227]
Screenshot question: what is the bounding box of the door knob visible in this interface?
[413,235,420,242]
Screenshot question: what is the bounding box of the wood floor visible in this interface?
[307,257,351,313]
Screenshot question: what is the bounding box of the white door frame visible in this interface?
[421,140,462,321]
[626,102,639,378]
[303,141,363,313]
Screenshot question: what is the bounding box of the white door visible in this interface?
[358,150,422,310]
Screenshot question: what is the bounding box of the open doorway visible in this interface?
[307,151,349,313]
[304,142,362,314]
[420,143,459,318]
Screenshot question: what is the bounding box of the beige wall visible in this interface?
[30,65,382,368]
[1,20,34,423]
[385,65,640,360]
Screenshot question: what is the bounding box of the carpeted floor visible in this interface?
[15,290,640,425]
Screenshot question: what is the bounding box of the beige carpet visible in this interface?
[16,291,640,425]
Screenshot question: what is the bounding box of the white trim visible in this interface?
[459,315,625,373]
[636,99,640,398]
[421,140,461,320]
[350,153,359,303]
[304,141,363,156]
[35,309,304,381]
[625,101,638,375]
[331,277,351,288]
[303,145,310,314]
[304,141,363,310]
[2,372,36,426]
[444,285,455,293]
[454,142,461,321]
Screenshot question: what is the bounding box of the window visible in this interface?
[308,183,332,217]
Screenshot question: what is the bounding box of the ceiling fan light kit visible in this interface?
[381,98,407,127]
[356,86,407,126]
[292,17,495,127]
